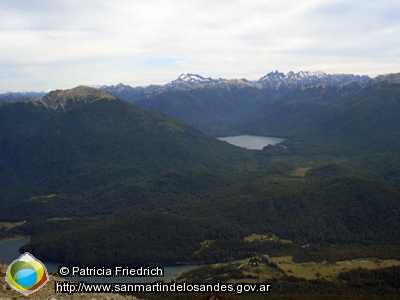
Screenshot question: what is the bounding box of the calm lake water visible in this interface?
[0,238,200,283]
[217,135,285,150]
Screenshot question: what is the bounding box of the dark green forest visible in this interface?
[135,85,278,135]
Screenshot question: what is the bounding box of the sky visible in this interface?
[1,0,400,93]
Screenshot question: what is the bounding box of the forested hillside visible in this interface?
[236,85,400,155]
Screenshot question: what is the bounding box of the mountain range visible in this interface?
[99,71,371,103]
[1,71,374,136]
[100,71,373,135]
[0,91,46,104]
[0,71,376,105]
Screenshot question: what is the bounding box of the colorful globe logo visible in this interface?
[5,252,49,295]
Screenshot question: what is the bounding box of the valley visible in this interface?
[1,71,400,299]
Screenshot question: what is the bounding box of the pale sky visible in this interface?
[1,0,400,92]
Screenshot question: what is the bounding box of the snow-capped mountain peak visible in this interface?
[95,70,371,103]
[260,71,285,80]
[176,73,213,83]
[290,71,327,78]
[163,73,220,90]
[260,70,328,81]
[257,70,369,90]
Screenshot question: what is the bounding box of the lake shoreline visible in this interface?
[217,135,285,150]
[0,238,206,283]
[0,235,27,243]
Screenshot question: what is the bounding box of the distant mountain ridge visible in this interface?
[102,72,400,136]
[2,85,116,112]
[96,71,373,135]
[100,71,372,102]
[4,72,398,137]
[256,71,371,91]
[0,91,46,104]
[2,71,374,105]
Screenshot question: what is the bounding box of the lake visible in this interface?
[217,135,285,150]
[0,238,200,283]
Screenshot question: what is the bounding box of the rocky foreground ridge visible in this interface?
[0,263,139,300]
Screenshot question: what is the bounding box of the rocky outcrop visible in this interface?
[0,263,139,300]
[41,85,116,112]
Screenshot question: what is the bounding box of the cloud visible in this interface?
[0,0,399,92]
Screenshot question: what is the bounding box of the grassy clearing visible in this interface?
[0,221,25,229]
[244,233,279,242]
[27,194,57,202]
[178,256,284,284]
[244,234,292,245]
[290,167,311,177]
[178,253,400,292]
[280,239,293,244]
[193,240,215,256]
[47,217,72,222]
[270,256,400,281]
[234,259,283,283]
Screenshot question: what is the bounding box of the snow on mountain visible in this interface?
[260,71,286,80]
[176,73,213,83]
[166,73,222,88]
[97,71,371,102]
[257,71,371,90]
[0,91,46,104]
